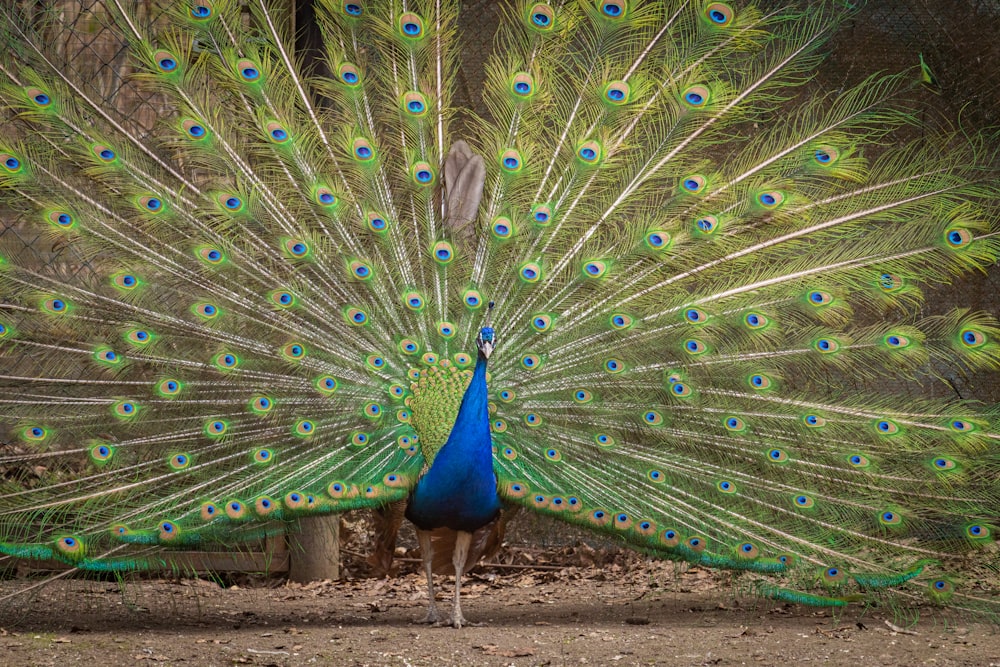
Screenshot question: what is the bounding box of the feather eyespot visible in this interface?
[463,289,483,308]
[344,307,369,326]
[22,426,47,441]
[879,510,903,526]
[604,358,624,373]
[226,500,247,519]
[197,246,225,265]
[609,313,634,330]
[90,443,114,464]
[283,238,310,258]
[807,290,833,306]
[1,153,23,173]
[338,63,361,86]
[643,410,663,426]
[686,536,707,552]
[113,400,139,418]
[704,3,734,26]
[92,144,117,163]
[367,212,389,232]
[48,210,76,229]
[282,342,307,360]
[25,87,52,107]
[352,138,375,161]
[725,417,746,432]
[511,73,534,98]
[250,396,273,414]
[157,379,182,397]
[214,352,239,369]
[813,337,839,354]
[847,453,870,468]
[883,333,910,349]
[204,420,227,437]
[266,121,289,143]
[500,149,522,172]
[491,216,514,239]
[138,195,164,213]
[645,230,670,250]
[803,414,825,427]
[768,448,788,463]
[756,190,784,209]
[812,145,839,165]
[683,338,707,355]
[577,141,602,164]
[582,260,607,278]
[403,291,425,311]
[960,328,986,348]
[684,308,708,324]
[431,241,454,264]
[527,3,555,30]
[681,174,706,194]
[236,59,261,82]
[523,412,543,427]
[595,433,615,447]
[193,302,220,319]
[966,524,991,540]
[315,375,338,394]
[694,215,718,235]
[190,4,213,19]
[945,228,972,248]
[681,85,710,108]
[604,80,630,104]
[874,419,900,435]
[519,262,542,283]
[154,50,179,73]
[531,314,553,332]
[399,12,425,38]
[598,1,626,19]
[94,347,122,365]
[531,204,552,225]
[660,529,681,547]
[822,567,846,585]
[402,91,428,116]
[411,162,435,185]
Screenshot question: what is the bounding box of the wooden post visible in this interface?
[288,514,340,582]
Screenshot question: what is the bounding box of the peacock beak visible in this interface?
[480,340,494,359]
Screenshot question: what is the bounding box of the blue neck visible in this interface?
[405,353,501,532]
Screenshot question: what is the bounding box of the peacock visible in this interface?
[0,0,998,630]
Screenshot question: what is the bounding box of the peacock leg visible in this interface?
[450,529,473,628]
[416,529,441,624]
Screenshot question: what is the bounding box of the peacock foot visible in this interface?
[417,605,442,624]
[438,609,484,629]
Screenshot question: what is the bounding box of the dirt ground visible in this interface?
[1,554,998,667]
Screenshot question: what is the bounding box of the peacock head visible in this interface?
[477,327,495,359]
